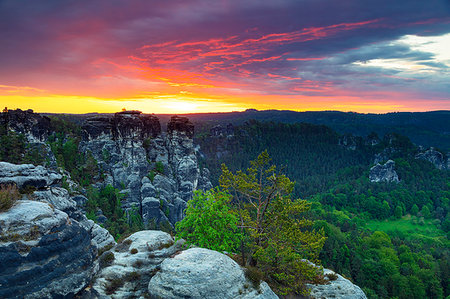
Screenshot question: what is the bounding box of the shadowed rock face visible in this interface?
[167,116,194,138]
[369,160,399,183]
[0,200,97,299]
[82,111,161,141]
[0,109,51,142]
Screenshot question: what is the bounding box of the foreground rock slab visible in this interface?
[0,200,96,298]
[92,230,183,298]
[148,247,278,299]
[307,268,367,299]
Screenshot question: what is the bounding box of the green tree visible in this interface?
[411,204,419,216]
[220,151,326,295]
[420,205,431,219]
[394,205,403,219]
[176,189,242,252]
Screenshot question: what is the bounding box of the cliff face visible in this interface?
[80,112,211,228]
[0,161,116,298]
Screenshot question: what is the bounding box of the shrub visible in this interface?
[155,161,164,174]
[125,271,141,282]
[326,273,338,281]
[147,170,155,182]
[244,266,263,289]
[105,278,124,295]
[0,184,20,212]
[99,251,115,268]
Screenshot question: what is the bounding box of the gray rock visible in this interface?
[79,113,212,227]
[369,160,399,183]
[0,200,97,299]
[33,187,82,220]
[307,268,367,299]
[415,148,448,170]
[148,248,278,299]
[92,230,182,298]
[0,162,62,189]
[142,197,161,227]
[141,182,157,198]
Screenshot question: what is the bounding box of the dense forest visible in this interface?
[196,120,449,299]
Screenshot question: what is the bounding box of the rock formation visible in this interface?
[0,200,97,298]
[91,230,184,298]
[415,148,449,170]
[0,109,51,143]
[338,134,360,150]
[0,162,116,253]
[369,160,399,183]
[148,247,278,299]
[307,267,367,299]
[0,162,62,190]
[80,112,211,228]
[0,109,57,168]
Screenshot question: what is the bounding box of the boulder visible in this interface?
[307,268,367,299]
[0,200,97,298]
[369,160,399,183]
[92,230,182,298]
[0,162,62,189]
[148,248,278,299]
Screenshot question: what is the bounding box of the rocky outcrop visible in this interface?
[0,162,62,189]
[148,248,278,299]
[369,160,399,183]
[307,267,367,299]
[80,112,211,228]
[415,148,448,170]
[0,162,116,253]
[167,115,194,138]
[338,134,360,150]
[210,123,234,137]
[92,230,183,298]
[0,109,51,143]
[0,109,57,168]
[0,200,97,298]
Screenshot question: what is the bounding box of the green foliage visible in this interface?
[155,161,164,174]
[147,170,155,182]
[176,189,243,252]
[394,205,403,219]
[48,134,99,186]
[411,204,419,215]
[86,185,143,240]
[0,184,20,212]
[220,151,326,295]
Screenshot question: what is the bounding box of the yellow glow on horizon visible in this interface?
[1,91,444,115]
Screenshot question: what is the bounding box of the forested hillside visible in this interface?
[196,120,449,299]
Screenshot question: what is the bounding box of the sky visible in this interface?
[0,0,449,114]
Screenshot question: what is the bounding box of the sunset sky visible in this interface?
[0,0,449,114]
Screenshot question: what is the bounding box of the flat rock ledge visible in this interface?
[148,247,278,299]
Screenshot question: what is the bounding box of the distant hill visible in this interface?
[161,110,450,151]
